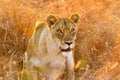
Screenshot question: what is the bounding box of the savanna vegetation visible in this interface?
[0,0,120,80]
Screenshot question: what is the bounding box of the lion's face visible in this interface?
[51,18,78,52]
[46,14,80,52]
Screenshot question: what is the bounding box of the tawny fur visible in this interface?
[25,14,80,80]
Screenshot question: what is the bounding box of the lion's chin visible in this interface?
[60,47,72,52]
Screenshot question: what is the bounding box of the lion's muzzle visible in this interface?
[60,47,73,52]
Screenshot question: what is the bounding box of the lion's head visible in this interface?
[46,14,80,52]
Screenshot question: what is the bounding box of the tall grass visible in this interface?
[0,0,120,80]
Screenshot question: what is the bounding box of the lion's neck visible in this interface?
[46,31,60,54]
[36,27,60,55]
[62,51,74,71]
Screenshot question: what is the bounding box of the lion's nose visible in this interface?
[64,42,73,46]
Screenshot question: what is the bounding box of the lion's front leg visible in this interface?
[41,68,64,80]
[40,55,65,80]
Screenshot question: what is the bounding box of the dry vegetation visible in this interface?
[0,0,120,80]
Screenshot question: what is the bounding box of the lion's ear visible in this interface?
[70,14,80,24]
[46,15,58,28]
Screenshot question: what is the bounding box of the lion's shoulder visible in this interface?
[34,22,47,37]
[26,22,48,56]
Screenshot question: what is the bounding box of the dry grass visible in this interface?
[0,0,120,80]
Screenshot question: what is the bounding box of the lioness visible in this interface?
[25,14,80,80]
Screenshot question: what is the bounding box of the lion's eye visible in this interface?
[71,28,75,33]
[57,29,62,34]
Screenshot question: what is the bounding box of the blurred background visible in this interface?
[0,0,120,80]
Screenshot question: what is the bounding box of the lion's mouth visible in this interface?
[60,47,72,52]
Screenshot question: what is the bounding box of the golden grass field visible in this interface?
[0,0,120,80]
